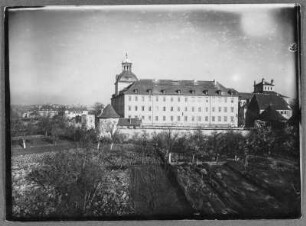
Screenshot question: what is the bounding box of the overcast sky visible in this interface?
[8,4,299,106]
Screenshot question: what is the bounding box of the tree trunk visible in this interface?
[110,142,114,150]
[168,152,172,164]
[97,141,100,150]
[192,154,195,164]
[22,139,26,149]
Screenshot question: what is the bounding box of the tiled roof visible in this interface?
[259,105,287,121]
[118,118,142,126]
[98,104,120,119]
[253,94,291,111]
[118,79,238,96]
[116,71,138,83]
[238,92,253,100]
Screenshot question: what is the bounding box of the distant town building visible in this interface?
[64,109,89,119]
[111,55,239,128]
[81,114,95,130]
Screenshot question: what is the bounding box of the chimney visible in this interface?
[271,79,274,84]
[262,78,265,83]
[254,80,256,86]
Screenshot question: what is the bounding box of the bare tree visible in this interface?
[165,128,179,164]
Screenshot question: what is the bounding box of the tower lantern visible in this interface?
[122,53,132,72]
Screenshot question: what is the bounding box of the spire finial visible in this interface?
[125,52,128,59]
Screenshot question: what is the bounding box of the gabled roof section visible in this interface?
[259,105,287,121]
[253,94,291,111]
[118,79,238,96]
[98,104,120,119]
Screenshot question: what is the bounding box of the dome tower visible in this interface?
[115,53,138,95]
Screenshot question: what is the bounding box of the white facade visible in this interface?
[124,94,238,127]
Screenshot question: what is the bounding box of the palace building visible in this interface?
[111,55,239,127]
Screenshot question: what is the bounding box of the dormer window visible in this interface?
[147,89,152,94]
[217,90,222,95]
[203,90,208,95]
[133,89,138,94]
[176,89,181,94]
[161,90,166,94]
[190,90,195,94]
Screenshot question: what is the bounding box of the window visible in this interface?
[163,106,166,111]
[133,89,138,94]
[224,107,227,112]
[212,116,215,122]
[198,97,201,102]
[177,107,180,111]
[128,115,131,118]
[205,116,208,121]
[149,96,152,101]
[142,96,145,101]
[163,116,166,121]
[171,116,174,121]
[142,116,145,120]
[218,97,222,102]
[156,96,159,101]
[219,107,221,112]
[192,107,195,112]
[224,116,227,122]
[171,97,173,102]
[206,107,208,112]
[231,98,234,103]
[198,116,201,121]
[135,106,138,111]
[178,97,180,102]
[128,96,132,101]
[212,107,215,112]
[218,116,221,122]
[149,106,152,111]
[185,107,188,111]
[198,107,201,112]
[163,96,166,102]
[149,116,152,121]
[142,106,145,111]
[135,96,138,101]
[192,116,195,121]
[224,97,227,103]
[231,116,234,122]
[177,116,180,121]
[155,116,158,121]
[185,97,188,102]
[128,106,131,111]
[206,99,208,103]
[184,116,188,121]
[171,107,174,111]
[231,107,234,113]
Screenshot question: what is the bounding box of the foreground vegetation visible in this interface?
[10,122,300,219]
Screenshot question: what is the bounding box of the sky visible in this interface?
[8,4,299,106]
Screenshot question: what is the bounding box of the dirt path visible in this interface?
[129,164,194,219]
